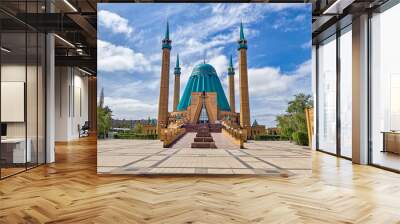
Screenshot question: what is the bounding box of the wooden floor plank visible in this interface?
[1,136,400,223]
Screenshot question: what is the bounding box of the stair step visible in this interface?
[194,137,214,142]
[191,142,217,148]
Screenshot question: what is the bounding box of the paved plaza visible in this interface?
[98,133,311,176]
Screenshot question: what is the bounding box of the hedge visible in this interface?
[254,135,290,141]
[291,131,308,146]
[114,133,158,140]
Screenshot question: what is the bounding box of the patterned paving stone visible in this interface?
[98,133,311,176]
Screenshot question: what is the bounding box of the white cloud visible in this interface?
[271,6,310,32]
[172,4,267,60]
[104,97,158,120]
[301,40,311,49]
[294,14,306,22]
[97,40,154,72]
[219,59,311,126]
[247,59,311,98]
[208,55,228,78]
[98,10,133,37]
[265,3,309,12]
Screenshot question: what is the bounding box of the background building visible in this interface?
[157,23,253,143]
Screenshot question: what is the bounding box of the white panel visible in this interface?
[1,82,25,122]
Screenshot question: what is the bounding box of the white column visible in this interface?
[352,14,369,164]
[312,45,317,150]
[46,33,55,163]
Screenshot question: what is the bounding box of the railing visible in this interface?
[159,127,186,148]
[221,121,247,149]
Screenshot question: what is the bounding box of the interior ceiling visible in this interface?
[0,0,97,74]
[311,0,390,42]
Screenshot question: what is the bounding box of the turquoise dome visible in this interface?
[177,63,231,112]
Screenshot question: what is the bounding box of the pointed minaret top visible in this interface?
[165,21,170,40]
[162,21,172,49]
[175,54,180,68]
[240,22,245,40]
[238,21,247,50]
[174,53,181,75]
[228,54,235,76]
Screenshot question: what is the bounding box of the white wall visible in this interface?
[55,67,89,141]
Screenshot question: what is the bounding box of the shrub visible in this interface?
[97,106,112,139]
[276,94,312,143]
[292,131,308,146]
[114,133,158,140]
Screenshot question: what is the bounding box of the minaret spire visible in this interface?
[176,53,180,68]
[99,87,104,108]
[238,21,247,50]
[240,21,245,41]
[174,54,181,74]
[165,21,170,40]
[162,21,171,49]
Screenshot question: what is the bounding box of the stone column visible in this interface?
[229,75,235,113]
[239,49,251,134]
[157,48,170,130]
[228,55,235,113]
[173,54,181,112]
[173,75,180,112]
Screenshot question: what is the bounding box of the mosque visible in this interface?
[157,22,264,144]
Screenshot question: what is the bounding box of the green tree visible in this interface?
[276,93,312,146]
[134,123,143,134]
[287,93,313,114]
[97,106,112,139]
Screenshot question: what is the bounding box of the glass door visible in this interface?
[370,3,400,171]
[339,26,352,158]
[317,35,337,154]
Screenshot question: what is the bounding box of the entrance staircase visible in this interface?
[191,124,217,148]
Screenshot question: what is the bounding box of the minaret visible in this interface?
[173,54,181,112]
[228,55,235,113]
[157,22,172,131]
[99,87,104,108]
[237,22,251,137]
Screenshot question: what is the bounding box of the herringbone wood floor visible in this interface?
[1,136,400,223]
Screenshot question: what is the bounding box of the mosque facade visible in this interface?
[157,22,258,140]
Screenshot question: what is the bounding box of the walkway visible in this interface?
[97,133,311,176]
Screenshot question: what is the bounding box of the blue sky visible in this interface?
[98,3,311,127]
